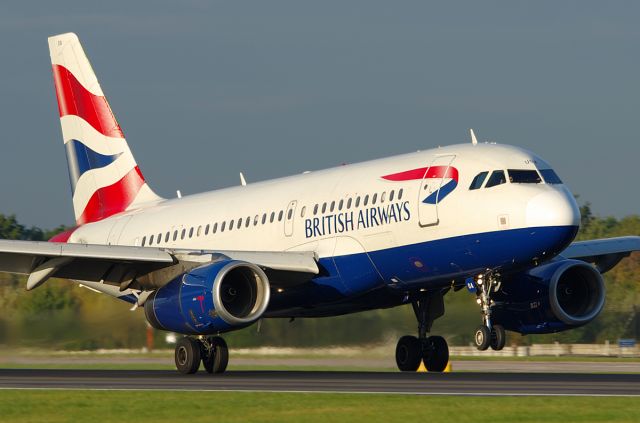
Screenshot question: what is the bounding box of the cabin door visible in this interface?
[284,200,297,237]
[418,155,456,227]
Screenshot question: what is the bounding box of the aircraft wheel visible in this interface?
[395,335,422,371]
[490,324,506,351]
[474,325,491,351]
[175,337,201,374]
[423,336,449,372]
[203,336,229,374]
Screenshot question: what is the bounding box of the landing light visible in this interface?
[276,288,284,293]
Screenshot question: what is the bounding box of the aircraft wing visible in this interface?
[561,236,640,273]
[0,239,319,291]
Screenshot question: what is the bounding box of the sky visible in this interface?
[0,1,638,228]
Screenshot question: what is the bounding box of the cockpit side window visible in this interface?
[485,170,506,188]
[540,169,563,184]
[469,171,489,190]
[508,169,542,184]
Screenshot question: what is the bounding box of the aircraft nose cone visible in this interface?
[526,189,580,228]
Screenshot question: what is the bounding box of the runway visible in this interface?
[1,369,639,396]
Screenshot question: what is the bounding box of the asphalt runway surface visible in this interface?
[1,369,639,396]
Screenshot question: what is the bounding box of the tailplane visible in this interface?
[48,33,161,225]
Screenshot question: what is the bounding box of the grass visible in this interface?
[0,390,638,423]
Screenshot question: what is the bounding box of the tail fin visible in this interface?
[48,33,161,225]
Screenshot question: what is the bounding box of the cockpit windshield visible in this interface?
[508,169,541,184]
[485,170,506,188]
[539,169,563,184]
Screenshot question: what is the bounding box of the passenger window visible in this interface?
[313,204,318,215]
[205,224,209,235]
[322,203,327,213]
[347,198,352,209]
[221,222,226,232]
[338,199,344,210]
[278,210,284,221]
[364,195,369,206]
[540,169,563,184]
[181,229,186,239]
[372,193,377,204]
[330,201,335,212]
[469,171,489,190]
[189,227,194,238]
[270,212,275,223]
[390,190,395,202]
[245,217,250,228]
[173,230,178,241]
[355,196,361,207]
[300,206,306,218]
[197,226,202,237]
[229,220,234,231]
[213,223,218,233]
[262,214,267,224]
[157,233,162,243]
[398,189,403,200]
[381,192,386,203]
[288,209,293,220]
[165,232,170,243]
[254,215,259,226]
[141,236,146,247]
[238,219,243,229]
[149,235,154,246]
[508,169,541,184]
[485,170,507,188]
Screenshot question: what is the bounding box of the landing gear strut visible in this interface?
[174,336,229,374]
[395,293,449,372]
[473,272,506,351]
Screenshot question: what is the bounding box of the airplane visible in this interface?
[0,32,638,374]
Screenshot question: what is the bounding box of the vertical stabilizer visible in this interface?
[48,33,161,225]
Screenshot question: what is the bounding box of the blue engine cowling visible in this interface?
[144,260,271,335]
[491,259,606,334]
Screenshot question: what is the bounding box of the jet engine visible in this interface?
[492,259,605,334]
[144,260,271,334]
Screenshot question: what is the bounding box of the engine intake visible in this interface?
[548,261,605,326]
[145,260,270,335]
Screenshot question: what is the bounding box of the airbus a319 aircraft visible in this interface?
[1,33,638,374]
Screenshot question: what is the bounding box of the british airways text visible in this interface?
[304,201,411,238]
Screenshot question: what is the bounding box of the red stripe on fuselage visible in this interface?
[52,64,124,139]
[77,166,145,225]
[382,166,458,182]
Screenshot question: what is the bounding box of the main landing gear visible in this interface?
[174,336,229,374]
[395,293,449,372]
[473,272,506,351]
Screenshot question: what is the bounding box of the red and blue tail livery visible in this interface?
[49,33,160,225]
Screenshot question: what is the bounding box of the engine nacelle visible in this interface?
[144,260,270,335]
[492,259,606,334]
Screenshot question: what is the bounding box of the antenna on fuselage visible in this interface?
[239,172,247,186]
[470,128,478,145]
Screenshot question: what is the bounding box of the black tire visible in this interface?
[474,325,491,351]
[175,337,201,374]
[490,324,506,351]
[395,335,422,371]
[423,335,449,372]
[203,336,229,374]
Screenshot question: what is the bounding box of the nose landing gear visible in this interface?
[395,293,449,372]
[473,272,506,351]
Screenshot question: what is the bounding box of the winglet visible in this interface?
[470,129,478,145]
